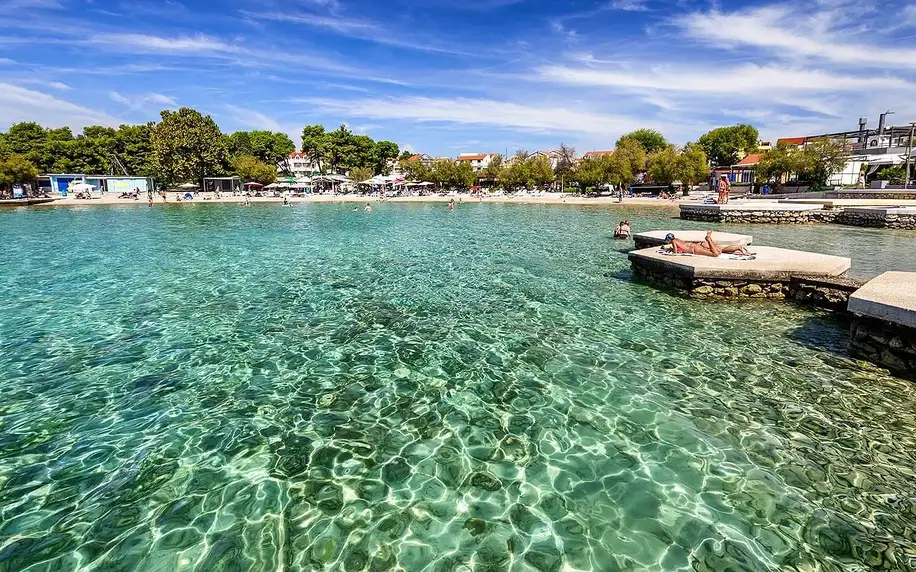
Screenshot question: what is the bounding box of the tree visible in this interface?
[399,150,413,161]
[0,154,40,191]
[617,129,668,154]
[796,138,849,189]
[399,159,431,182]
[233,155,277,185]
[115,123,155,176]
[350,165,374,183]
[228,131,295,171]
[481,154,504,184]
[613,138,647,176]
[755,143,800,191]
[647,147,679,185]
[876,166,906,184]
[454,160,476,188]
[554,144,576,190]
[678,143,709,186]
[648,144,709,187]
[698,124,759,167]
[150,107,230,186]
[301,125,329,174]
[374,140,399,175]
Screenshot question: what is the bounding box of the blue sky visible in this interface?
[1,0,915,156]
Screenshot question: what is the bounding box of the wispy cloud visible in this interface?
[674,4,916,68]
[47,81,70,90]
[537,63,914,94]
[223,104,283,132]
[610,0,649,11]
[299,96,647,137]
[110,91,177,110]
[0,83,121,129]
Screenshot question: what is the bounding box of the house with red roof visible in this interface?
[456,153,496,172]
[581,150,614,160]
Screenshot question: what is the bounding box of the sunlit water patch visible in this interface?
[1,203,915,571]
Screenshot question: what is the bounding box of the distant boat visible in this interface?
[0,197,58,207]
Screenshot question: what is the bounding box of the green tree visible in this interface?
[454,160,476,188]
[233,154,277,185]
[350,165,374,183]
[301,125,329,174]
[678,143,709,186]
[647,147,679,184]
[613,138,647,176]
[374,140,399,175]
[0,154,40,191]
[876,166,906,184]
[648,145,709,187]
[399,159,431,181]
[698,124,759,167]
[617,129,669,154]
[115,123,155,176]
[228,131,295,170]
[755,143,799,191]
[796,139,849,189]
[398,150,413,161]
[480,154,504,184]
[528,154,554,188]
[150,107,230,186]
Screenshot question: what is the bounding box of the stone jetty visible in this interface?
[848,272,916,378]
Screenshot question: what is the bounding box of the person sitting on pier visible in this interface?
[664,232,751,257]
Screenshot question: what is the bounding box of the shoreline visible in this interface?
[32,194,687,208]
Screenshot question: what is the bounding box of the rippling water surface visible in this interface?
[1,203,916,572]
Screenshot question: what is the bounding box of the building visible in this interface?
[456,153,496,172]
[39,174,155,197]
[287,152,321,177]
[405,153,433,164]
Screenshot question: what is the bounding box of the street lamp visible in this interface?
[906,121,916,189]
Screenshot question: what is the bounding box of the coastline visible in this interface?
[35,194,687,208]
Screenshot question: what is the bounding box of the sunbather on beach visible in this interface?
[664,232,751,257]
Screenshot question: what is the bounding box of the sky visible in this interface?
[1,0,916,156]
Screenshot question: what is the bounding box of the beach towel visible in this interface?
[658,249,756,261]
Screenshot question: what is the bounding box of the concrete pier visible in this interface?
[848,272,916,378]
[629,245,851,299]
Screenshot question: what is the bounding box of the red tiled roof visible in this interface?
[777,137,806,146]
[407,153,431,162]
[457,154,489,161]
[289,152,309,159]
[582,150,614,158]
[735,153,761,166]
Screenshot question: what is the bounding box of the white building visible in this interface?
[456,153,496,172]
[287,152,321,177]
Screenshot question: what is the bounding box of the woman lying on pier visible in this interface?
[664,232,752,257]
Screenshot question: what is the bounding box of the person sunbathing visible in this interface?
[664,232,751,257]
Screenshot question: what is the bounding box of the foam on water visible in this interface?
[1,203,915,571]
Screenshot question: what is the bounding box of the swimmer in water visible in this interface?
[365,202,372,212]
[448,198,455,210]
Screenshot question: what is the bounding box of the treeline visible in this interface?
[0,107,401,189]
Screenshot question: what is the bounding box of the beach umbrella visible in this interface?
[244,182,263,187]
[264,183,281,189]
[279,177,297,183]
[178,183,199,189]
[69,182,95,192]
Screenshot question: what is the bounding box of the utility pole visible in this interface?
[906,122,916,189]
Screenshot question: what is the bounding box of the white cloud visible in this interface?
[674,5,916,68]
[536,63,914,95]
[47,81,70,90]
[224,104,283,132]
[110,91,177,110]
[611,0,648,11]
[0,83,121,130]
[299,96,647,137]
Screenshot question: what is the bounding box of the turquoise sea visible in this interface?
[1,203,916,571]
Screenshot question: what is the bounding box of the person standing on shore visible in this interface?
[717,176,730,204]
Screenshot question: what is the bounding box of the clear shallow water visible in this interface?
[1,203,915,572]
